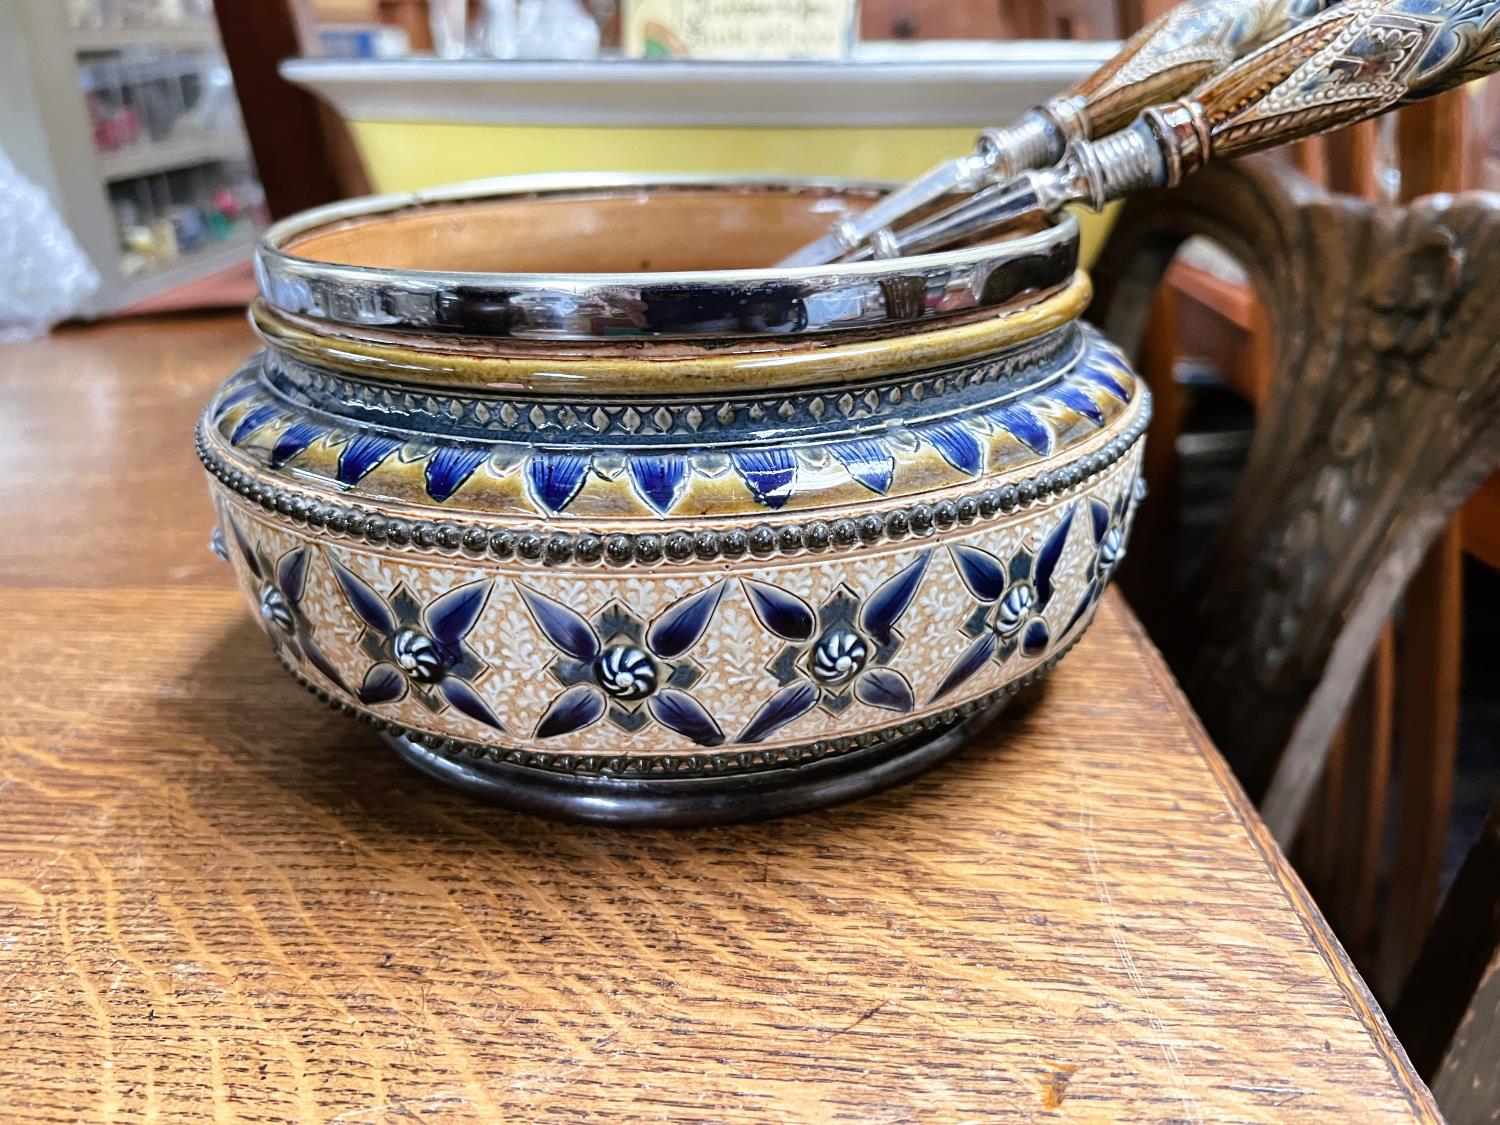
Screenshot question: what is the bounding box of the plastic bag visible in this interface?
[516,0,600,59]
[0,144,100,342]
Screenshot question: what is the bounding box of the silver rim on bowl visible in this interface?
[254,172,1080,341]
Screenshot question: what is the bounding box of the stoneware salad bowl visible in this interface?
[198,173,1148,824]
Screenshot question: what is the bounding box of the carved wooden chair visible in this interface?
[1393,795,1500,1118]
[1087,152,1500,991]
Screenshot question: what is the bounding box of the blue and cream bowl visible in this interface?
[198,174,1148,824]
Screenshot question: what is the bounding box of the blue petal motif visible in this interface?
[212,381,259,421]
[1090,498,1111,544]
[990,403,1052,455]
[1049,384,1107,426]
[275,547,310,604]
[535,684,606,738]
[647,689,725,747]
[330,558,397,635]
[297,636,348,694]
[923,420,984,476]
[337,433,402,485]
[1034,507,1075,608]
[1022,618,1051,658]
[742,580,816,641]
[828,439,895,495]
[731,448,797,510]
[527,453,590,514]
[930,633,997,703]
[1082,363,1131,402]
[425,445,489,503]
[860,550,931,643]
[425,579,491,646]
[269,421,325,469]
[628,454,689,516]
[647,582,726,660]
[854,667,915,713]
[230,403,280,446]
[358,662,406,705]
[228,517,261,580]
[518,586,600,661]
[439,676,505,730]
[950,544,1008,603]
[739,681,819,744]
[1061,585,1096,637]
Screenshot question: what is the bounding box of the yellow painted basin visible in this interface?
[282,46,1120,263]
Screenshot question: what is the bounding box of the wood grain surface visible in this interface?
[0,314,1439,1122]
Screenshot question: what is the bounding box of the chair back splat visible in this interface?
[1089,156,1500,842]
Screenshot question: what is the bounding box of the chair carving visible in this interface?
[1089,155,1500,840]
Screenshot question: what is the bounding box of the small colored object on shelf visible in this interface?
[148,215,177,261]
[204,207,233,242]
[88,99,142,152]
[316,24,411,59]
[212,186,238,221]
[170,203,207,253]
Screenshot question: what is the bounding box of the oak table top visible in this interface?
[0,314,1437,1122]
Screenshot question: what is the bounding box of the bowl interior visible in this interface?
[283,184,891,274]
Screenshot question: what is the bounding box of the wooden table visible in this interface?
[0,314,1438,1122]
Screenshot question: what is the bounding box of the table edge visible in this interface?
[1109,592,1441,1122]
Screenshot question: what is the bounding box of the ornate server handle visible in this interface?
[1089,0,1500,198]
[1043,0,1329,145]
[869,0,1500,260]
[778,0,1330,266]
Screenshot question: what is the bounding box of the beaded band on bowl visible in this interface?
[196,388,1150,568]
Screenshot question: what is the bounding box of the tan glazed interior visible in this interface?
[283,183,1049,275]
[284,186,879,273]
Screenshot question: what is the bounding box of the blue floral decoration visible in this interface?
[932,507,1075,702]
[828,439,895,495]
[731,449,798,510]
[270,420,328,470]
[627,454,690,515]
[229,403,280,446]
[521,582,727,746]
[328,559,505,731]
[987,402,1052,455]
[221,342,1133,519]
[1048,384,1107,426]
[211,379,259,423]
[1061,475,1145,635]
[337,433,404,486]
[226,516,347,694]
[738,551,931,743]
[426,446,489,503]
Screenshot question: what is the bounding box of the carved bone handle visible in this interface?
[981,0,1334,180]
[1144,0,1500,182]
[1054,0,1332,141]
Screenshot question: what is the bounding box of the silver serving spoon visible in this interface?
[847,0,1499,263]
[779,0,1334,267]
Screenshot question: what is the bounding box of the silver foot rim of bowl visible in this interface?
[385,699,1011,827]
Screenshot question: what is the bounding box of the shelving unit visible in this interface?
[1,1,267,315]
[71,23,221,52]
[96,132,251,181]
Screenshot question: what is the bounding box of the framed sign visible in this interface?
[623,0,859,60]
